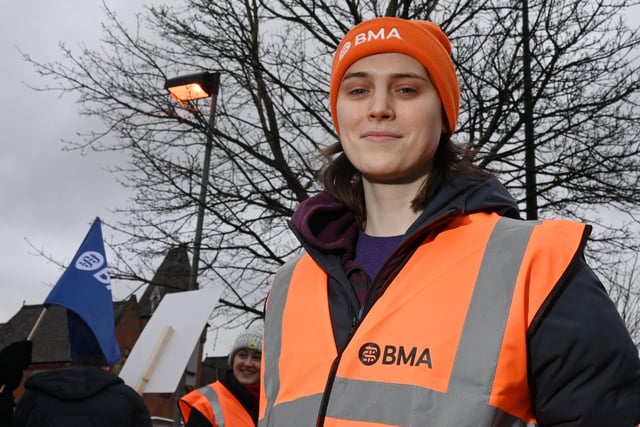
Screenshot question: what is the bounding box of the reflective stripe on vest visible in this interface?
[261,256,300,422]
[201,384,226,427]
[260,214,585,427]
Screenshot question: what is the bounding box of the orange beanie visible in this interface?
[330,17,459,135]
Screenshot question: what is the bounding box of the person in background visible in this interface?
[179,324,262,427]
[0,340,32,426]
[12,311,152,427]
[258,16,640,427]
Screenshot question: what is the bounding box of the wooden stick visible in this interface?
[135,325,174,394]
[27,307,48,341]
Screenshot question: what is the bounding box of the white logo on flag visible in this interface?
[75,251,104,271]
[75,251,111,287]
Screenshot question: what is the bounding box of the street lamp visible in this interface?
[164,71,220,291]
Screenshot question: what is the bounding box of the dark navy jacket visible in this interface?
[13,365,152,427]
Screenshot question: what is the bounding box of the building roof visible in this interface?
[0,304,69,363]
[138,245,191,319]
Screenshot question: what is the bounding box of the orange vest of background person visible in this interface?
[180,381,255,427]
[259,213,588,427]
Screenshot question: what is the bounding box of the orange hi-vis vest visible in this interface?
[179,381,255,427]
[259,213,588,427]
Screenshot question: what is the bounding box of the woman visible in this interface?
[180,325,262,427]
[259,17,640,427]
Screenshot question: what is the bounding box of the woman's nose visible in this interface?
[368,92,394,121]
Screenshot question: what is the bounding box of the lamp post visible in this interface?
[164,71,220,291]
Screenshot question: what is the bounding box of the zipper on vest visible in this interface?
[317,274,368,426]
[316,354,342,427]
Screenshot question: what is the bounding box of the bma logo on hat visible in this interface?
[338,41,352,61]
[339,28,403,62]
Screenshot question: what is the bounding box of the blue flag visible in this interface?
[44,217,121,365]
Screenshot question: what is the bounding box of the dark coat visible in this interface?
[13,365,152,427]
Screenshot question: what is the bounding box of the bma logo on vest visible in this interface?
[359,342,432,368]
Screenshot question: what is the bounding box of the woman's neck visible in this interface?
[362,181,423,236]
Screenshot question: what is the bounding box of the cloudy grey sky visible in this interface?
[0,1,145,335]
[0,0,247,357]
[0,2,135,317]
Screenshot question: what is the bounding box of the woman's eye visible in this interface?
[398,87,417,95]
[348,87,367,96]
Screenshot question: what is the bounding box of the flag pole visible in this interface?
[27,306,48,341]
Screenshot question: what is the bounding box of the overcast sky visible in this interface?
[1,2,638,357]
[0,2,133,318]
[0,0,238,357]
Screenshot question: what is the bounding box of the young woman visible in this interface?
[180,325,262,427]
[259,17,640,427]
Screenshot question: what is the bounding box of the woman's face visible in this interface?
[232,348,261,385]
[336,53,444,185]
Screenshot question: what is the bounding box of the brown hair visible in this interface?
[319,135,491,226]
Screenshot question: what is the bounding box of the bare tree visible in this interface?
[602,252,640,345]
[21,0,640,335]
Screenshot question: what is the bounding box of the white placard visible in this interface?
[118,286,223,393]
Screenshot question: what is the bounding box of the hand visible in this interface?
[0,340,33,391]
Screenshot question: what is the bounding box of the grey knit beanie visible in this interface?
[228,324,263,365]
